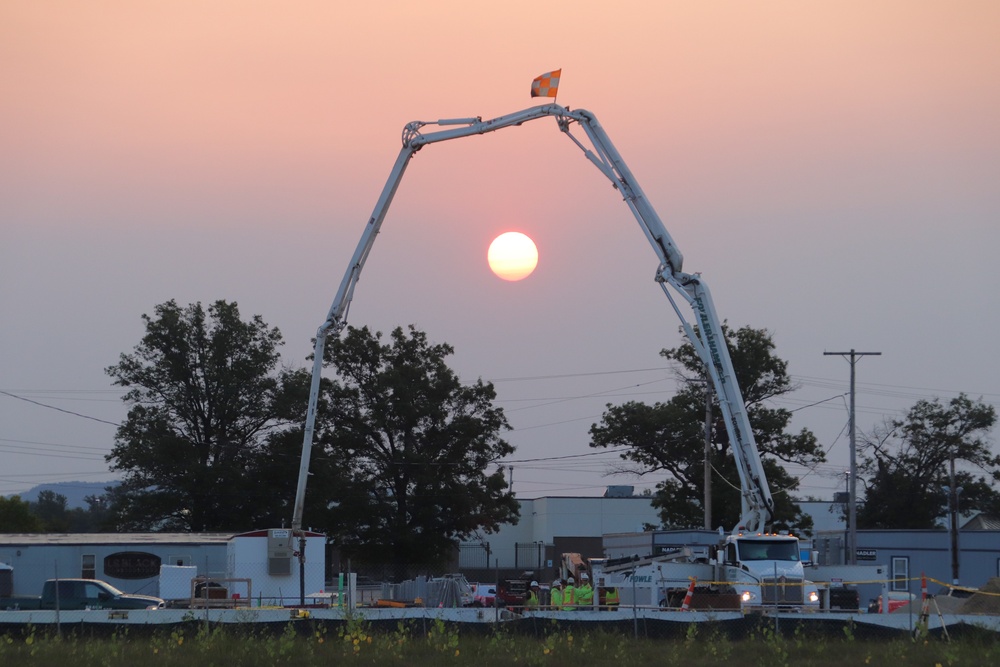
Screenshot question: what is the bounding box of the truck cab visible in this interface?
[719,534,819,608]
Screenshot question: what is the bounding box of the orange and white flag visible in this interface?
[531,69,561,98]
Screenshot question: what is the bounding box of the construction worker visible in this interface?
[563,576,576,610]
[550,579,563,609]
[576,572,594,609]
[525,581,540,610]
[602,583,620,611]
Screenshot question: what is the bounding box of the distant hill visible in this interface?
[8,481,119,509]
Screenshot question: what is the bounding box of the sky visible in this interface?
[2,2,999,517]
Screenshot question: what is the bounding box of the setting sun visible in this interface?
[488,232,538,281]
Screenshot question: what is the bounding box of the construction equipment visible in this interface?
[290,102,821,608]
[585,541,819,610]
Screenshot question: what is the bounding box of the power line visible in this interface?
[4,366,995,494]
[502,447,630,464]
[0,437,112,453]
[0,390,120,426]
[500,378,672,413]
[787,394,847,413]
[792,375,1000,401]
[488,367,668,383]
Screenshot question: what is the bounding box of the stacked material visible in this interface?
[958,578,1000,615]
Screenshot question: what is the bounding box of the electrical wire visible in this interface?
[0,390,120,426]
[2,368,995,499]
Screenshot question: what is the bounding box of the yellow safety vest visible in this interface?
[576,583,594,607]
[550,587,563,609]
[526,590,539,609]
[563,585,576,610]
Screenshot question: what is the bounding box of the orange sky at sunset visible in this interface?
[2,1,999,506]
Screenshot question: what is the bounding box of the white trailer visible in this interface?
[226,529,325,606]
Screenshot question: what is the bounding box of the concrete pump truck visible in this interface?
[289,101,820,610]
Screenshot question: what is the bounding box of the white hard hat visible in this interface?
[553,579,561,587]
[581,573,590,580]
[530,581,538,587]
[567,576,575,584]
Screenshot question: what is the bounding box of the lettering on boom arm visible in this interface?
[694,296,746,447]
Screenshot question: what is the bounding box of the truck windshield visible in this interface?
[738,539,799,562]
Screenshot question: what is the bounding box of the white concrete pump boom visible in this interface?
[291,103,775,534]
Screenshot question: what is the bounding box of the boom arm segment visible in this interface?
[291,103,773,534]
[570,109,773,531]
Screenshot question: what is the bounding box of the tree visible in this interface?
[19,490,115,533]
[105,300,304,531]
[68,494,116,532]
[858,394,998,528]
[0,495,41,532]
[29,490,70,532]
[590,325,825,533]
[314,325,519,580]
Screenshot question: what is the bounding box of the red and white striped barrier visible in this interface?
[681,577,697,611]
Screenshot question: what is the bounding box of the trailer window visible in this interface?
[892,557,909,591]
[82,554,95,579]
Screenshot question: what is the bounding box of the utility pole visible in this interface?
[825,349,881,565]
[944,455,963,585]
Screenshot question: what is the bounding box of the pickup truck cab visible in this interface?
[2,578,164,610]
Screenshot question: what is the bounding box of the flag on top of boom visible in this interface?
[531,69,561,98]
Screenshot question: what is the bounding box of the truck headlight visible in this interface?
[741,590,753,603]
[808,591,819,603]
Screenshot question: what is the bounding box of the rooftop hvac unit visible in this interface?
[267,529,293,576]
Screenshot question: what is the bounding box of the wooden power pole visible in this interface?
[825,349,881,565]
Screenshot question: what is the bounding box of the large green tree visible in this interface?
[590,325,825,533]
[105,300,304,531]
[314,325,519,580]
[858,394,998,528]
[0,495,41,532]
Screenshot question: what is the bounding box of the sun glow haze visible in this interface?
[488,232,538,281]
[1,1,997,503]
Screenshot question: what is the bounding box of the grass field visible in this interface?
[0,618,995,666]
